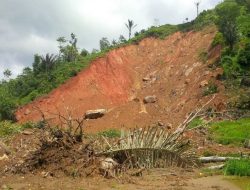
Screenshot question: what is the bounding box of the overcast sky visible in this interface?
[0,0,221,79]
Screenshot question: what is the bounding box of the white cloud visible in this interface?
[0,0,221,79]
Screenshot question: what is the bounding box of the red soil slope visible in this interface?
[16,27,226,133]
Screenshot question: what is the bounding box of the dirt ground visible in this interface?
[0,168,241,190]
[1,127,249,190]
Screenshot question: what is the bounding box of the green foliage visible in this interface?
[237,40,250,66]
[203,82,218,96]
[212,32,225,47]
[215,1,240,49]
[225,159,250,176]
[187,118,204,129]
[99,37,111,51]
[221,56,241,78]
[125,19,137,39]
[0,121,25,137]
[209,118,250,145]
[3,69,12,78]
[98,129,121,138]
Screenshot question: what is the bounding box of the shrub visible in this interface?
[203,82,218,96]
[225,159,250,176]
[212,32,225,47]
[237,41,250,67]
[221,56,241,78]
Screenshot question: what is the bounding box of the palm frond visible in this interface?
[97,126,197,169]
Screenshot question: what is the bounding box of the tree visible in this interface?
[3,69,12,79]
[215,2,240,49]
[125,19,137,39]
[69,33,77,48]
[195,1,201,17]
[80,49,89,57]
[91,49,99,54]
[57,34,78,62]
[40,53,57,73]
[99,37,110,51]
[119,35,127,43]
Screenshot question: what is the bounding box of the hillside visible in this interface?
[16,27,226,132]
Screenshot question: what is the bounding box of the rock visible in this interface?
[142,77,150,81]
[85,109,106,119]
[41,171,53,178]
[99,157,118,177]
[24,109,31,115]
[200,80,208,87]
[22,130,33,135]
[158,121,164,127]
[0,154,9,161]
[166,123,172,129]
[143,96,157,104]
[184,79,191,84]
[244,139,250,149]
[241,77,250,87]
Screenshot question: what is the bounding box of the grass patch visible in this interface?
[225,159,250,176]
[97,129,121,138]
[209,118,250,145]
[0,121,34,138]
[187,118,204,129]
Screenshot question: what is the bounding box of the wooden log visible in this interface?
[207,164,225,170]
[199,156,240,163]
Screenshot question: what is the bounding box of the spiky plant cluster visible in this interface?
[99,126,197,169]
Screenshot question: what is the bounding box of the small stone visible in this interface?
[85,109,106,119]
[158,121,164,126]
[0,154,9,161]
[200,80,208,87]
[143,96,157,104]
[24,109,31,115]
[142,77,150,82]
[22,130,33,135]
[185,79,191,84]
[166,123,172,129]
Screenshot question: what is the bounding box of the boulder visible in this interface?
[143,96,157,104]
[85,109,106,119]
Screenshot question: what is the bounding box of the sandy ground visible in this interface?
[0,168,241,190]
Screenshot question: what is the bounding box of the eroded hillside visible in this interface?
[16,27,226,132]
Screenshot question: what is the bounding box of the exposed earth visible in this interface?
[16,27,226,133]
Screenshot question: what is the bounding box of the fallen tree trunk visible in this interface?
[199,156,240,163]
[207,164,225,170]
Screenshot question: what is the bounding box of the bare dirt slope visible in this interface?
[16,27,226,133]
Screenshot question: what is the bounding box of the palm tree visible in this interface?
[41,53,57,73]
[125,19,137,39]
